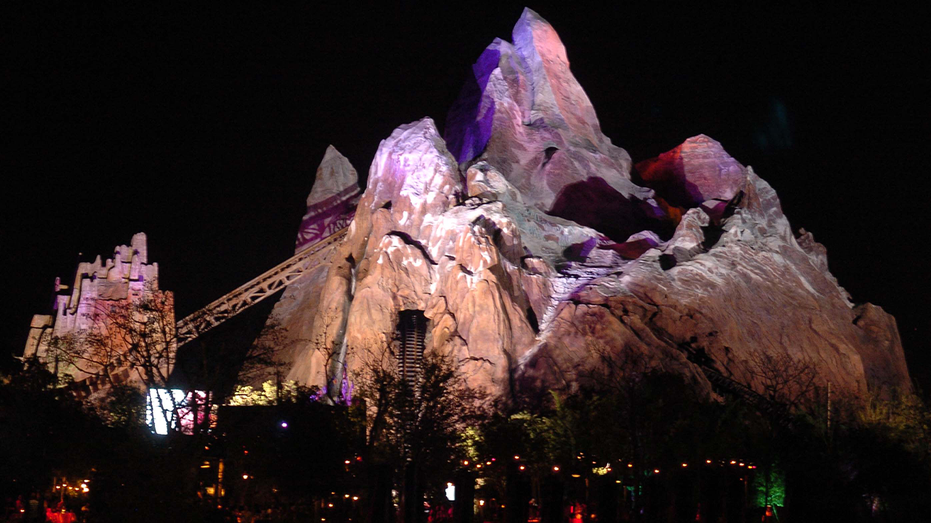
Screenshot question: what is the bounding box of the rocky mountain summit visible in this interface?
[268,8,910,402]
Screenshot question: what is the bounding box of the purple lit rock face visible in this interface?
[295,145,361,251]
[275,9,910,403]
[444,8,664,242]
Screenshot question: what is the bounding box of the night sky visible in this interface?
[4,3,929,387]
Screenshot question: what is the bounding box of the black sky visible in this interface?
[3,3,929,386]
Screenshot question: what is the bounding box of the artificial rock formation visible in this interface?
[274,8,910,402]
[266,146,361,385]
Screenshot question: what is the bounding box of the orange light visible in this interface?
[514,455,520,460]
[739,463,745,467]
[352,496,359,501]
[730,460,736,465]
[519,465,526,471]
[328,503,334,508]
[653,469,660,474]
[486,461,492,465]
[553,466,560,472]
[242,474,249,480]
[681,463,688,467]
[344,494,350,499]
[706,460,712,464]
[463,460,469,466]
[476,464,482,469]
[344,460,351,465]
[479,500,485,506]
[571,474,581,478]
[627,463,633,468]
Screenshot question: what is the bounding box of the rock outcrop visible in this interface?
[274,8,910,403]
[266,146,360,385]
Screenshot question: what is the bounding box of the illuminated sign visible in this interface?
[146,388,212,435]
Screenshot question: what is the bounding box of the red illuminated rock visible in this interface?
[635,134,747,209]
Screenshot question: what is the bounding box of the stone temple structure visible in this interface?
[266,8,911,402]
[23,233,169,396]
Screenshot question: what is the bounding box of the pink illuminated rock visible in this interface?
[635,134,747,209]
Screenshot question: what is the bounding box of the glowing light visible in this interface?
[553,466,560,472]
[344,494,350,498]
[281,421,288,428]
[739,463,745,467]
[476,464,482,469]
[706,460,712,464]
[514,455,520,460]
[344,460,351,465]
[519,465,526,471]
[478,500,485,506]
[445,483,455,502]
[352,496,359,501]
[242,474,249,480]
[627,463,633,468]
[730,460,737,465]
[328,503,334,508]
[653,469,660,474]
[463,460,469,466]
[682,463,688,467]
[485,461,492,465]
[615,480,621,484]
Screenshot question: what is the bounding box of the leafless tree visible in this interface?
[745,350,819,412]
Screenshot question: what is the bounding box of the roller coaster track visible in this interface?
[175,228,348,346]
